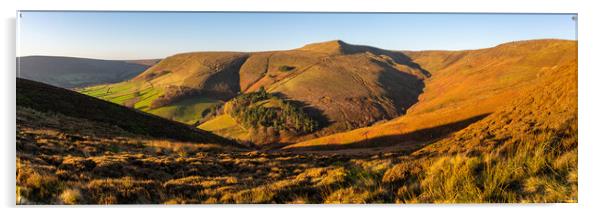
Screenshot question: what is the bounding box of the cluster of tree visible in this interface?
[228,87,319,136]
[231,86,272,105]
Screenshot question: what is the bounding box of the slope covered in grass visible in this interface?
[402,58,578,202]
[149,97,220,124]
[79,80,222,124]
[286,39,576,150]
[198,114,249,141]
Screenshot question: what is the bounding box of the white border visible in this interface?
[2,0,601,215]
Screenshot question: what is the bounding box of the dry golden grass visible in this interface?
[59,188,82,204]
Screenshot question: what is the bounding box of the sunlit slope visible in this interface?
[286,39,577,150]
[133,52,248,99]
[417,59,577,156]
[403,39,576,116]
[198,114,249,141]
[80,82,220,125]
[403,60,577,203]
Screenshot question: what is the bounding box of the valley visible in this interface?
[16,39,578,204]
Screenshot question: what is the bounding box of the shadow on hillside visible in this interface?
[376,61,426,115]
[285,113,491,152]
[271,92,333,130]
[345,43,432,78]
[200,55,250,101]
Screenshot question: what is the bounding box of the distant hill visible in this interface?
[125,59,162,66]
[16,78,237,146]
[285,39,577,151]
[17,56,158,88]
[81,40,430,145]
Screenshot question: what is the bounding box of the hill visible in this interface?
[17,56,157,88]
[286,39,577,151]
[81,40,430,145]
[78,52,247,125]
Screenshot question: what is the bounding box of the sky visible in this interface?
[17,12,577,60]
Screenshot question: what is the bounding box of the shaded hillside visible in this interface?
[17,78,235,145]
[82,40,430,144]
[287,39,576,150]
[17,56,156,88]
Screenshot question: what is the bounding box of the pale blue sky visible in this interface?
[17,12,577,60]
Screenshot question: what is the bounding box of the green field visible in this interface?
[150,97,220,124]
[80,82,219,125]
[79,82,146,107]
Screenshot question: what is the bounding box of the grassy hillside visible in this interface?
[79,81,163,110]
[82,40,430,145]
[286,39,576,150]
[401,58,578,202]
[79,52,247,126]
[199,114,249,141]
[132,52,248,99]
[17,56,156,88]
[79,82,221,125]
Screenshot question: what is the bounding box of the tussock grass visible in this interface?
[59,188,82,204]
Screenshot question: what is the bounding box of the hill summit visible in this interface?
[298,40,364,55]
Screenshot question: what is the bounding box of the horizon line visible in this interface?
[16,38,577,61]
